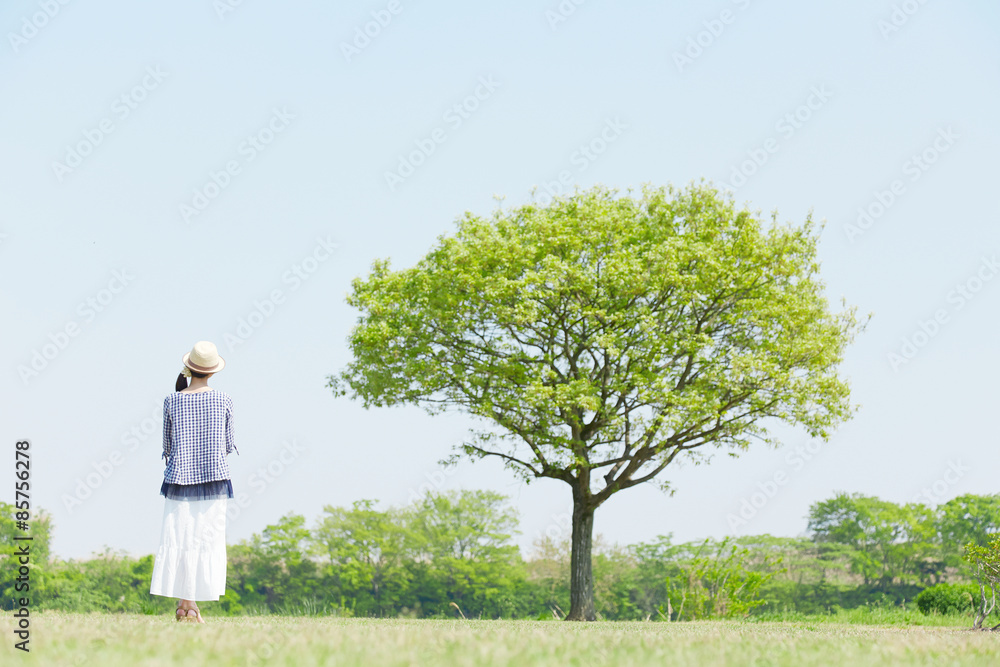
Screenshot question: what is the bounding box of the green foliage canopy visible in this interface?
[329,182,862,501]
[808,492,937,588]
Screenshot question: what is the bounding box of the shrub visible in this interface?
[914,583,978,616]
[964,536,1000,629]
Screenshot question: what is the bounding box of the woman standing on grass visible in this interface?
[149,341,239,623]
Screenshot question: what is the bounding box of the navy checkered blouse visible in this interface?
[160,389,239,499]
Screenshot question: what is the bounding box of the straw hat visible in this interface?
[182,341,226,374]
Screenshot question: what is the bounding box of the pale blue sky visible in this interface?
[1,1,998,559]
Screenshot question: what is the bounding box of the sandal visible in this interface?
[175,600,204,623]
[176,600,192,622]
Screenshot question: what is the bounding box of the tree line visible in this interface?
[3,490,999,619]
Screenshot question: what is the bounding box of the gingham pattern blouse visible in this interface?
[161,390,238,485]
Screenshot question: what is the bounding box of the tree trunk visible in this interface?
[565,492,596,621]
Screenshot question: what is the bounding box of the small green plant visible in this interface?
[661,538,784,620]
[962,536,1000,630]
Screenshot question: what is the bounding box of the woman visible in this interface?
[149,341,239,623]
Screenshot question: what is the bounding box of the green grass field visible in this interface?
[5,612,1000,666]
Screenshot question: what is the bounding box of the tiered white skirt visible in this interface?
[149,497,228,601]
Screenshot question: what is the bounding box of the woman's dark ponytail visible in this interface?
[176,369,208,391]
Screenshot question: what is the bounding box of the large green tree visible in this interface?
[329,183,862,619]
[936,494,1000,568]
[228,513,319,611]
[807,492,937,587]
[407,489,519,562]
[310,500,412,615]
[405,490,526,618]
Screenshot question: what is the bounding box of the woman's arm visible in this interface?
[225,398,239,456]
[161,397,172,463]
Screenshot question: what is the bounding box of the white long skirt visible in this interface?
[149,496,228,601]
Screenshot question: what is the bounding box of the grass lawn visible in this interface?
[5,612,1000,666]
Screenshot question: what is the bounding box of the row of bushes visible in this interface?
[5,493,1000,620]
